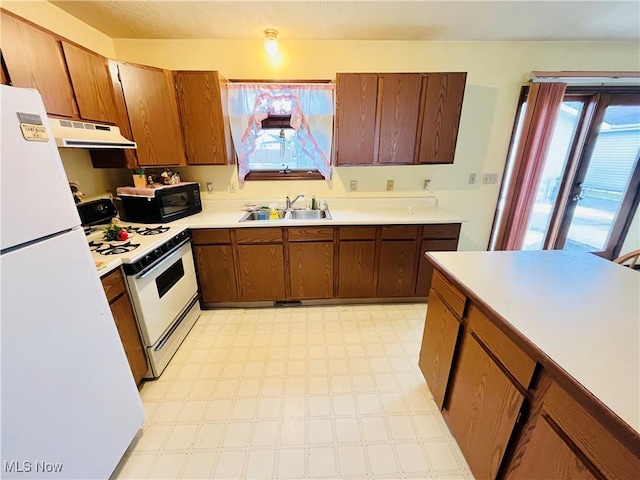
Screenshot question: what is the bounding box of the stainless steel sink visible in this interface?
[290,209,332,220]
[239,209,331,222]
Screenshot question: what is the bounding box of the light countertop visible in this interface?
[96,196,464,277]
[428,250,640,434]
[175,196,465,229]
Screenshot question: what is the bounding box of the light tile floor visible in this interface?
[112,303,473,479]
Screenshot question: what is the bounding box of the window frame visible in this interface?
[228,79,333,181]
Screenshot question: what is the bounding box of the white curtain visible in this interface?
[227,82,334,182]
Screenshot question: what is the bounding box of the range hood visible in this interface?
[48,117,136,149]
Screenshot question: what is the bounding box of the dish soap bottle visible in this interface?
[269,207,280,220]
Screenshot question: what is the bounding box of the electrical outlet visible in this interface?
[206,182,213,193]
[468,173,477,185]
[350,180,358,192]
[424,179,431,190]
[229,182,238,193]
[482,173,499,185]
[386,179,394,191]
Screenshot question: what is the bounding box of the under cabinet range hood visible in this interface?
[48,117,137,149]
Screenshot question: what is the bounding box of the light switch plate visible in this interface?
[229,182,238,193]
[386,179,394,191]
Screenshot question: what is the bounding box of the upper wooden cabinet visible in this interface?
[417,73,467,164]
[335,72,466,166]
[1,12,78,118]
[334,73,379,165]
[61,41,119,124]
[175,71,233,165]
[117,63,187,167]
[378,74,423,164]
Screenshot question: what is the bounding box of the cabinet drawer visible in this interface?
[468,304,536,390]
[431,269,466,318]
[380,225,419,240]
[288,227,334,242]
[101,269,126,303]
[339,227,376,240]
[422,223,461,239]
[191,229,231,244]
[235,227,283,244]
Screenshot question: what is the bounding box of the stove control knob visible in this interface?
[154,249,162,258]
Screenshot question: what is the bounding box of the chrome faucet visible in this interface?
[285,193,305,210]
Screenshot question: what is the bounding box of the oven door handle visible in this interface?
[135,238,191,279]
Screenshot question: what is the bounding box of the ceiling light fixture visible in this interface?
[264,29,279,55]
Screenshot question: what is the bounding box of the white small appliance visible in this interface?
[0,85,145,479]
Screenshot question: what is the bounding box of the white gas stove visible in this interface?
[85,220,190,274]
[79,199,200,378]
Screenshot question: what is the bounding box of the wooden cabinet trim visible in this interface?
[192,229,231,245]
[338,227,377,240]
[432,269,466,317]
[542,382,640,479]
[287,226,334,242]
[235,227,283,244]
[422,223,461,239]
[380,225,420,240]
[468,304,537,390]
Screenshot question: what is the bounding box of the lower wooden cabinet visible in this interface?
[192,223,460,304]
[338,241,376,297]
[101,269,147,385]
[194,244,238,303]
[288,227,334,299]
[237,244,286,301]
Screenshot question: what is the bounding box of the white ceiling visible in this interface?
[49,0,640,42]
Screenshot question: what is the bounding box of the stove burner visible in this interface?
[84,226,97,236]
[125,225,170,236]
[97,242,140,255]
[88,240,104,251]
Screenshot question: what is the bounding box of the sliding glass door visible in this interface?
[513,88,640,258]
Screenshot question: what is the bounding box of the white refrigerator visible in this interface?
[0,86,145,478]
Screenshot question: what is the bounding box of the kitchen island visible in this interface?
[419,250,639,479]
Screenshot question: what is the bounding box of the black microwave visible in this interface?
[117,182,202,223]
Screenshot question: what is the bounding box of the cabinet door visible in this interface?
[175,71,230,165]
[514,414,596,479]
[338,241,376,298]
[335,73,379,165]
[117,63,187,166]
[110,293,148,385]
[194,245,238,303]
[61,42,118,124]
[416,238,459,295]
[444,334,525,480]
[289,242,334,299]
[377,240,418,296]
[236,244,286,301]
[418,292,461,409]
[378,73,422,164]
[418,73,466,164]
[1,14,77,117]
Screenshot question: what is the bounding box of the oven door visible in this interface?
[126,241,198,346]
